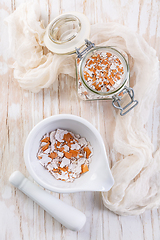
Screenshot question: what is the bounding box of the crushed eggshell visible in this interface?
[81,164,89,173]
[37,129,93,182]
[77,50,125,100]
[84,52,124,92]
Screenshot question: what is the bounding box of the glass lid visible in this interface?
[79,46,129,96]
[44,12,90,55]
[49,15,81,44]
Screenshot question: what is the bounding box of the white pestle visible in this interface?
[9,171,86,231]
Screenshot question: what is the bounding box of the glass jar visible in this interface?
[44,12,138,116]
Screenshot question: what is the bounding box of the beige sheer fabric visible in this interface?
[5,2,75,92]
[6,2,160,215]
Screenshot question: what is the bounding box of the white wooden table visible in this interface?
[1,0,160,239]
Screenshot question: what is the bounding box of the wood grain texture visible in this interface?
[0,0,160,239]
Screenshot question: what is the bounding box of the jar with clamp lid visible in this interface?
[44,12,138,116]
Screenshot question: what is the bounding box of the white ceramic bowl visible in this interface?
[24,114,114,193]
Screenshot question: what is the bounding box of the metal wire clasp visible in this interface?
[75,39,95,59]
[112,87,138,116]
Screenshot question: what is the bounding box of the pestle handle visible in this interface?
[9,171,86,231]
